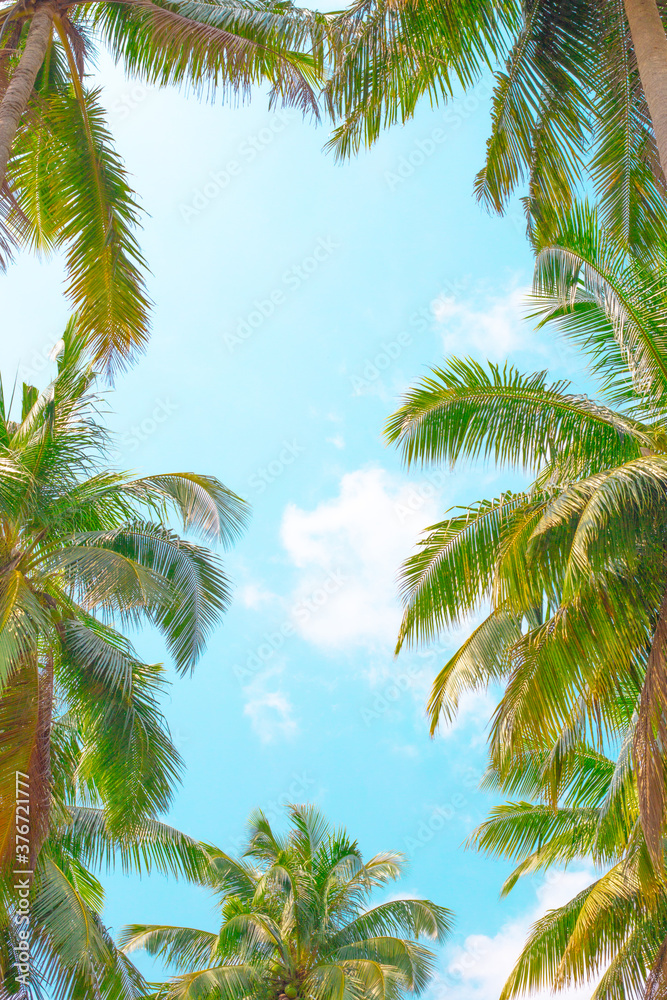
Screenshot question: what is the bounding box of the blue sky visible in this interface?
[1,55,600,1000]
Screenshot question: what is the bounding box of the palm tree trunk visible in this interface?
[0,1,54,190]
[624,0,667,181]
[634,586,667,871]
[27,653,53,863]
[645,933,667,1000]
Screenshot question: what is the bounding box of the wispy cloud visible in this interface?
[243,665,299,743]
[431,279,584,382]
[239,582,278,609]
[433,283,531,360]
[432,870,597,1000]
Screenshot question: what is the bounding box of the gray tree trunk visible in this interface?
[0,2,54,189]
[624,0,667,182]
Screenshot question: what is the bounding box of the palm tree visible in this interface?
[323,0,667,247]
[386,203,667,869]
[0,682,228,999]
[121,804,453,1000]
[1,715,220,999]
[0,318,247,870]
[0,0,326,376]
[469,742,667,999]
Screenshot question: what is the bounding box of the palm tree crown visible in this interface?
[122,804,453,1000]
[0,319,248,870]
[470,743,666,999]
[0,0,327,375]
[323,0,667,249]
[1,744,218,999]
[387,203,667,867]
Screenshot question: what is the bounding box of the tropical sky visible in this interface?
[2,55,598,1000]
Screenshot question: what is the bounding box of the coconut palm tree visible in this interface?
[470,742,667,998]
[0,317,247,871]
[0,700,221,999]
[0,0,327,377]
[323,0,667,247]
[386,202,667,869]
[121,804,453,1000]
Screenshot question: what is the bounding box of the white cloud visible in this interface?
[280,466,442,650]
[441,689,496,742]
[432,285,530,360]
[434,870,597,1000]
[243,666,299,743]
[239,582,278,609]
[430,281,584,382]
